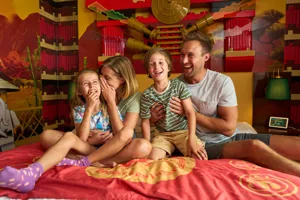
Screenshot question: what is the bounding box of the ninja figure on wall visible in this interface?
[0,98,20,138]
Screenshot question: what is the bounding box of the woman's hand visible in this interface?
[100,78,116,104]
[170,97,185,116]
[150,102,165,123]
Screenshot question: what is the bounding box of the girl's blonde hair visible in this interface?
[100,56,138,99]
[70,68,108,117]
[143,47,172,78]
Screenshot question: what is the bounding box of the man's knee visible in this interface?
[222,139,268,159]
[247,139,267,148]
[243,139,268,157]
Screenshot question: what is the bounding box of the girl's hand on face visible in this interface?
[100,78,116,103]
[86,89,100,111]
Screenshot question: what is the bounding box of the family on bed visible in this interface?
[1,31,300,193]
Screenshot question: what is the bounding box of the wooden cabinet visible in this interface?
[253,125,300,136]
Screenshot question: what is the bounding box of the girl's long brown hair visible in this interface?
[70,68,108,117]
[100,56,138,99]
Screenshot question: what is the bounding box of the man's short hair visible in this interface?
[183,31,212,54]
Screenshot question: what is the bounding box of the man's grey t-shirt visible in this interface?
[178,69,238,143]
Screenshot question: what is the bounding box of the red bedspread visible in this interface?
[1,142,300,200]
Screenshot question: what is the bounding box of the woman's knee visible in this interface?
[131,139,152,159]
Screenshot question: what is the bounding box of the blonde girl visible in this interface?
[70,68,112,146]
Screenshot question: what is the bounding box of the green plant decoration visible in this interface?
[26,35,41,107]
[103,10,128,20]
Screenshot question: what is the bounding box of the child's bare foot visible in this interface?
[91,161,117,168]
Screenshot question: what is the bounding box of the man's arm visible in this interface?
[170,97,238,136]
[195,105,238,136]
[149,102,165,123]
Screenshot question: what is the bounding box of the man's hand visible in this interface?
[150,102,165,123]
[88,130,113,145]
[170,97,185,116]
[188,138,208,160]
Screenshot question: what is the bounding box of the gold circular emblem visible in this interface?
[239,174,298,197]
[229,160,261,170]
[151,0,190,24]
[86,157,195,184]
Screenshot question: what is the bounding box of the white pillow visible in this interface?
[236,122,257,134]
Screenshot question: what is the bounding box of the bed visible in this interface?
[1,142,300,199]
[2,72,300,199]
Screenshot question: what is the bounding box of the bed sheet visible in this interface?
[0,142,300,200]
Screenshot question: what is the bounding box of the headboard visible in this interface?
[136,72,253,125]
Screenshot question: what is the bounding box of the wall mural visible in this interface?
[79,0,286,73]
[252,9,285,72]
[0,0,41,147]
[0,0,41,109]
[0,0,292,148]
[78,21,101,71]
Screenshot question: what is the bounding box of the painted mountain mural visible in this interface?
[0,12,41,109]
[0,13,40,80]
[252,9,285,72]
